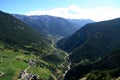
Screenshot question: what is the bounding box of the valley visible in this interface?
[0,11,70,80]
[0,39,69,80]
[0,10,120,80]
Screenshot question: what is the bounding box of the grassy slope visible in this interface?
[0,35,67,80]
[0,45,51,80]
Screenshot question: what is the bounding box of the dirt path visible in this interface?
[51,74,58,80]
[0,71,5,76]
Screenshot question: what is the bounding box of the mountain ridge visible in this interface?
[13,14,94,39]
[57,17,120,63]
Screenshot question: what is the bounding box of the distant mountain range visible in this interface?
[13,14,94,38]
[68,19,94,29]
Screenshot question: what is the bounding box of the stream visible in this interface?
[63,52,71,77]
[51,39,71,78]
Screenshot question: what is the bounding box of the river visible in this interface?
[51,39,71,79]
[63,52,71,77]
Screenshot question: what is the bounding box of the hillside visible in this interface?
[65,48,120,80]
[13,14,47,36]
[57,18,120,63]
[0,11,68,80]
[0,11,52,54]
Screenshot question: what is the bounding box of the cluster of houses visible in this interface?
[18,59,39,80]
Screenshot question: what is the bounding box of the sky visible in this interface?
[0,0,120,21]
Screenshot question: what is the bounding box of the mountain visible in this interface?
[65,48,120,80]
[57,18,120,63]
[0,11,51,53]
[30,15,79,37]
[68,19,94,29]
[0,11,68,80]
[13,15,79,38]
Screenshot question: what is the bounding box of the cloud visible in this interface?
[25,5,120,21]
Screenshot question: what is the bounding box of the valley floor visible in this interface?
[0,39,69,80]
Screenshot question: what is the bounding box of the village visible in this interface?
[18,59,39,80]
